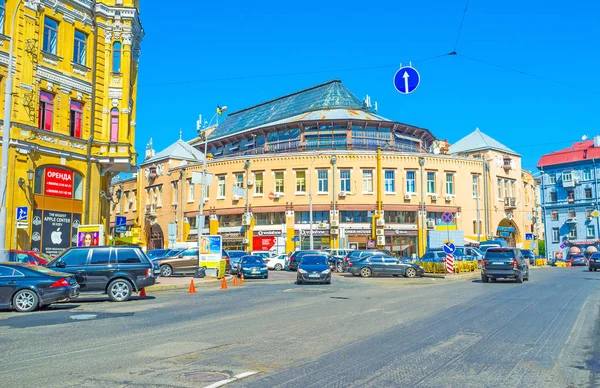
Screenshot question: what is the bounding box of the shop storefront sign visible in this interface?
[221,231,243,239]
[254,229,283,237]
[497,226,516,233]
[42,211,74,256]
[385,229,417,236]
[297,229,329,237]
[344,228,371,236]
[253,236,276,251]
[44,167,73,198]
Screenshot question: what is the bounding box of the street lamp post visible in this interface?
[308,151,325,250]
[244,159,251,252]
[0,0,24,260]
[330,155,337,249]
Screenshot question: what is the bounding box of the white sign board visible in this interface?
[192,172,213,186]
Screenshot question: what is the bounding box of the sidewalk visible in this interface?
[145,275,231,292]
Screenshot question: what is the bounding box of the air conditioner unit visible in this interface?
[330,228,339,235]
[330,220,339,227]
[426,220,435,229]
[376,236,385,245]
[431,194,438,201]
[455,212,461,219]
[247,179,254,186]
[274,193,283,199]
[242,214,252,226]
[376,219,385,226]
[232,194,241,201]
[338,191,347,197]
[242,238,249,244]
[445,195,452,201]
[404,194,412,200]
[204,197,209,202]
[376,229,384,236]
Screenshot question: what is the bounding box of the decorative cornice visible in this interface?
[36,65,92,94]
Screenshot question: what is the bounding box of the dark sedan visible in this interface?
[288,250,320,271]
[297,255,331,285]
[237,256,268,279]
[589,253,600,271]
[347,254,424,278]
[228,250,247,274]
[0,263,79,312]
[146,249,170,260]
[569,254,586,267]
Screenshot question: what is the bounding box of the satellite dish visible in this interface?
[433,147,440,155]
[582,135,588,140]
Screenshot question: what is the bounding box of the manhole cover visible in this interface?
[181,371,229,383]
[70,314,97,320]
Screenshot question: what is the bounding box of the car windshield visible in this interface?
[165,248,184,257]
[229,251,246,258]
[301,256,327,265]
[486,250,515,259]
[36,252,54,261]
[242,257,264,265]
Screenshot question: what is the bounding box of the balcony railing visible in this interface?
[504,197,517,209]
[145,204,157,217]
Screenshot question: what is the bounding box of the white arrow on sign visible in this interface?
[403,71,410,93]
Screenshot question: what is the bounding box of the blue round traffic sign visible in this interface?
[443,243,456,254]
[393,66,420,94]
[442,211,454,224]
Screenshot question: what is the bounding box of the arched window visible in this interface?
[110,108,119,142]
[112,42,121,72]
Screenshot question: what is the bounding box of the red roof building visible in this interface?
[537,138,600,168]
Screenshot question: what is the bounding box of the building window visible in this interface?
[217,175,226,198]
[562,171,572,182]
[497,178,503,198]
[384,170,395,193]
[587,208,593,218]
[187,179,194,202]
[202,184,209,200]
[569,228,577,239]
[427,172,435,194]
[235,173,244,188]
[568,208,576,218]
[254,172,263,195]
[340,169,351,193]
[274,171,284,194]
[254,212,285,226]
[69,101,83,138]
[132,190,137,211]
[552,228,559,243]
[0,1,5,34]
[295,211,329,223]
[43,18,58,54]
[548,175,556,184]
[406,171,416,194]
[295,171,306,193]
[172,182,179,205]
[383,211,416,223]
[568,190,575,202]
[550,191,557,202]
[583,170,592,180]
[588,226,595,238]
[362,170,373,193]
[445,173,454,195]
[551,210,558,221]
[318,170,328,193]
[110,108,119,142]
[38,91,54,131]
[73,30,87,65]
[472,175,479,198]
[585,188,592,199]
[340,211,369,223]
[525,185,529,204]
[509,180,515,197]
[112,42,122,72]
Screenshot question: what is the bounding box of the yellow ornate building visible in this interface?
[110,81,540,257]
[0,0,142,255]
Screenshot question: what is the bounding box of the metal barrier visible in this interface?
[417,260,480,274]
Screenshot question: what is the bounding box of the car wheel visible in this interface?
[516,272,523,284]
[360,267,372,278]
[405,268,417,278]
[337,263,344,272]
[13,289,39,312]
[297,279,302,285]
[264,275,269,279]
[160,264,173,277]
[108,279,132,302]
[274,264,283,271]
[590,267,593,271]
[481,275,489,283]
[325,279,331,285]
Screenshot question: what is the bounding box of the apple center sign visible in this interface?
[41,211,73,256]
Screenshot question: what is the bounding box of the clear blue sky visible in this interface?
[135,0,600,171]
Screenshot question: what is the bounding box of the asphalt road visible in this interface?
[0,267,598,387]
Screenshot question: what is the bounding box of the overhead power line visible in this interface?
[453,0,471,51]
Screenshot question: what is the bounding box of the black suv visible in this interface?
[481,248,529,283]
[47,246,157,302]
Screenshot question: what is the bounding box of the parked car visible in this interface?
[419,251,448,262]
[153,247,200,277]
[348,254,424,278]
[323,249,353,260]
[520,249,535,266]
[146,249,170,259]
[288,250,320,271]
[297,254,331,285]
[265,254,287,270]
[236,255,268,279]
[0,263,79,312]
[47,246,156,302]
[569,254,586,266]
[342,249,391,271]
[221,249,232,273]
[588,253,600,271]
[479,239,508,253]
[481,248,529,283]
[228,250,247,274]
[250,251,273,260]
[8,250,53,266]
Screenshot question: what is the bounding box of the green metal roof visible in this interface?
[208,80,371,140]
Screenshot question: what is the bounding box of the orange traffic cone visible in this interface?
[240,273,245,285]
[139,288,147,298]
[220,277,228,290]
[188,279,197,293]
[232,276,239,286]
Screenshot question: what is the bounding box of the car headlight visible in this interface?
[262,267,268,271]
[298,268,307,274]
[321,269,331,275]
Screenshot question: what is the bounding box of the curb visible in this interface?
[145,275,233,292]
[424,265,553,280]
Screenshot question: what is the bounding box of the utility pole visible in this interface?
[244,159,251,252]
[330,155,337,249]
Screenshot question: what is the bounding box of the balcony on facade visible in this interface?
[145,204,157,217]
[504,197,516,209]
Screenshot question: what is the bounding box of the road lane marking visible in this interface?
[204,371,258,388]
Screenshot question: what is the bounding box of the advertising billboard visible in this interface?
[44,167,74,198]
[77,224,104,247]
[199,235,222,263]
